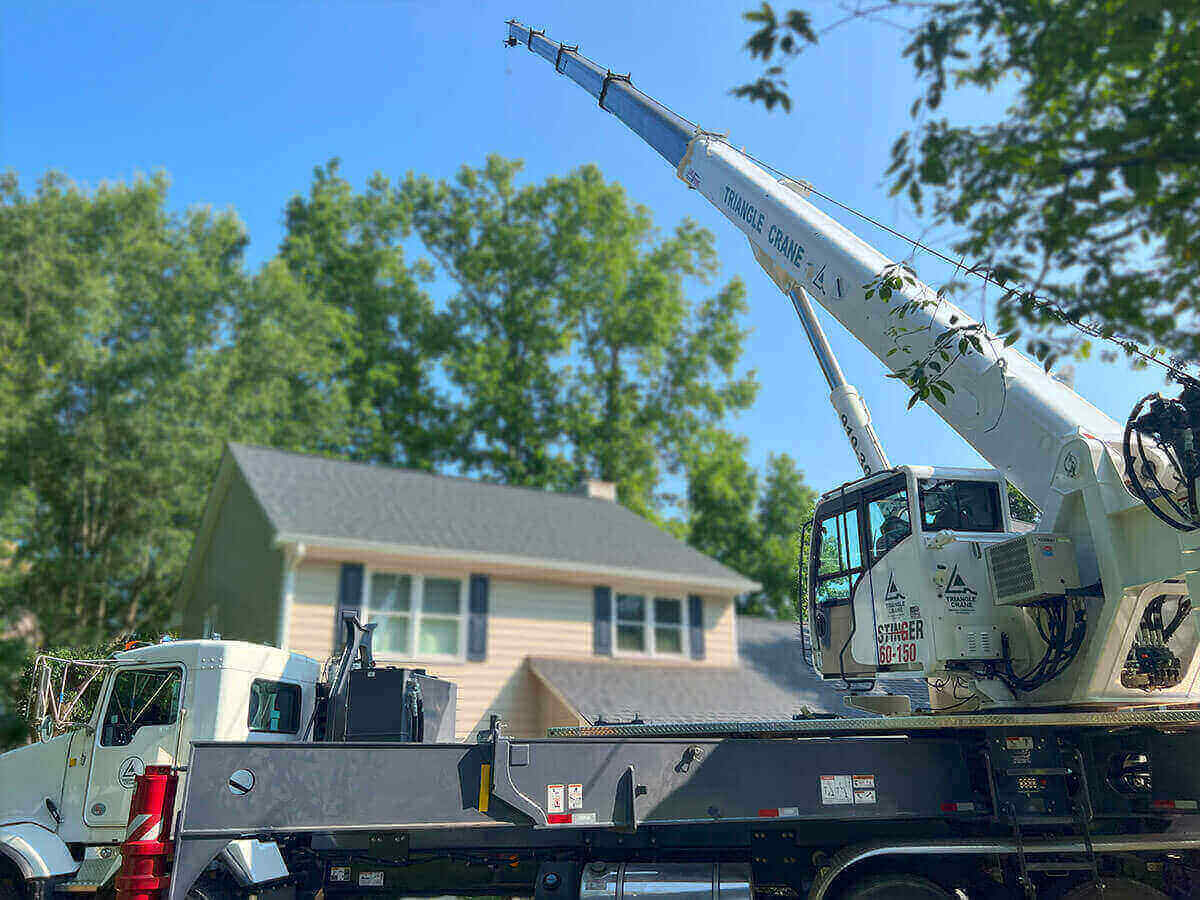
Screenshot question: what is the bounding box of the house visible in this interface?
[180,444,766,740]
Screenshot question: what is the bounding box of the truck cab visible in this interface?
[805,465,1041,694]
[0,639,320,893]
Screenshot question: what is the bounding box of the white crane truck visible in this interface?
[6,20,1200,900]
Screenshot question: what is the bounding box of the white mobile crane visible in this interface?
[502,19,1200,714]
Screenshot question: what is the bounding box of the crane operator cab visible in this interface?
[805,465,1055,699]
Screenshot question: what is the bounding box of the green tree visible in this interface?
[0,171,352,669]
[683,429,762,582]
[735,1,1200,369]
[752,453,817,617]
[544,166,758,515]
[280,160,449,468]
[404,157,575,487]
[404,158,758,513]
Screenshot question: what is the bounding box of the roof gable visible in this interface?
[227,443,756,591]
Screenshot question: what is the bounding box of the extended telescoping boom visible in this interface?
[504,20,1200,710]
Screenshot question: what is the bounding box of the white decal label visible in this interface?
[568,783,583,810]
[547,784,565,814]
[329,866,350,883]
[359,871,384,887]
[820,774,854,805]
[573,811,598,824]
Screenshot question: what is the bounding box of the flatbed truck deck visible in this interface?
[165,710,1200,898]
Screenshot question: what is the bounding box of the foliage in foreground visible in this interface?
[734,0,1199,381]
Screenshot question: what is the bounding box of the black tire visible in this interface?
[186,875,239,900]
[840,873,953,899]
[0,858,27,900]
[1060,877,1169,899]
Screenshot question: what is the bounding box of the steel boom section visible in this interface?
[504,20,1123,513]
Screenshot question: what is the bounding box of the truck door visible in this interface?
[83,665,183,829]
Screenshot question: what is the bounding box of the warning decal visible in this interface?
[547,784,564,814]
[819,774,854,805]
[852,774,877,804]
[568,783,583,810]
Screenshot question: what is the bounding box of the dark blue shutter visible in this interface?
[688,594,705,660]
[593,586,613,656]
[467,574,489,661]
[336,563,364,647]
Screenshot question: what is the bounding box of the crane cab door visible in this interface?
[83,665,184,829]
[807,472,917,680]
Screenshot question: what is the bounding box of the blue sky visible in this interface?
[2,0,1171,495]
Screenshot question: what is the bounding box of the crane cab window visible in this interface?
[813,506,864,606]
[919,478,1003,532]
[866,478,911,559]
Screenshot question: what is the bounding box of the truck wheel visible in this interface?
[840,873,952,899]
[0,859,27,900]
[186,875,238,900]
[1060,878,1168,899]
[0,868,24,900]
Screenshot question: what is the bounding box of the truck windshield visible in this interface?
[918,479,1003,532]
[100,667,182,747]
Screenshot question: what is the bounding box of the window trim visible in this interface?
[247,678,303,735]
[610,589,689,658]
[362,567,469,663]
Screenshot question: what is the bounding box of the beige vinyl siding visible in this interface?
[282,562,741,739]
[704,596,738,666]
[287,562,340,662]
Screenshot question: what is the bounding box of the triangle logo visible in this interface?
[944,564,978,613]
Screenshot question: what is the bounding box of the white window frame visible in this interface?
[611,589,689,658]
[362,567,468,663]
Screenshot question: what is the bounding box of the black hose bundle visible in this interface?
[993,596,1087,694]
[1123,381,1200,532]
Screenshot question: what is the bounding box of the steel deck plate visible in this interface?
[548,708,1200,738]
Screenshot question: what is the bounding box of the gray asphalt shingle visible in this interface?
[228,443,755,588]
[530,616,929,723]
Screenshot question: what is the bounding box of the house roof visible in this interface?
[529,616,929,724]
[225,443,758,593]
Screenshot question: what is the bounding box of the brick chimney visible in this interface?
[579,478,617,502]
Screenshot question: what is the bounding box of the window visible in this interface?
[919,479,1003,533]
[614,592,686,656]
[248,679,302,734]
[100,668,182,747]
[812,505,865,608]
[367,573,464,659]
[866,482,911,559]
